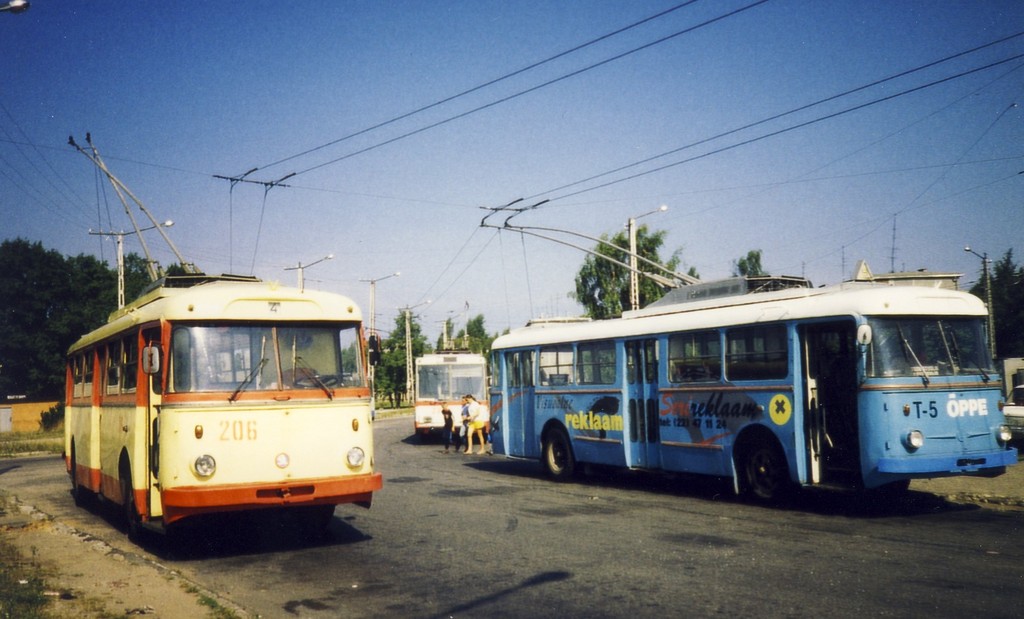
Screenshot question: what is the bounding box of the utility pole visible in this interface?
[627,205,668,311]
[965,246,996,357]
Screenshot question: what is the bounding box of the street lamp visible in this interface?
[360,272,400,400]
[90,220,174,309]
[965,246,995,357]
[285,253,333,292]
[627,205,668,311]
[0,0,29,13]
[403,300,431,406]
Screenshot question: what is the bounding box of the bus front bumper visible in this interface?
[160,472,383,525]
[877,447,1018,475]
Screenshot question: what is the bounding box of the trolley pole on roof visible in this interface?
[90,220,174,309]
[70,134,200,279]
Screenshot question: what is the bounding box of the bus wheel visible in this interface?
[542,427,576,481]
[740,440,791,502]
[120,464,142,541]
[69,444,94,508]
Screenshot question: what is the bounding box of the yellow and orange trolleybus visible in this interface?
[64,274,382,538]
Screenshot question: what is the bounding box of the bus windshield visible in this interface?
[866,317,994,379]
[417,363,486,401]
[170,323,365,394]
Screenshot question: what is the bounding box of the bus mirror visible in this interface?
[142,345,161,375]
[857,324,872,347]
[368,334,381,366]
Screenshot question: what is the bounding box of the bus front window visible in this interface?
[169,323,365,394]
[866,317,994,379]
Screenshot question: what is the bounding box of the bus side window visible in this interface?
[171,328,193,392]
[725,325,788,381]
[577,341,616,385]
[106,343,120,395]
[123,336,138,393]
[539,346,573,386]
[669,331,721,383]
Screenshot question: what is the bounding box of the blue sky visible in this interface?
[2,1,1022,341]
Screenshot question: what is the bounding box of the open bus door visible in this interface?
[625,339,660,468]
[801,322,861,487]
[141,328,163,530]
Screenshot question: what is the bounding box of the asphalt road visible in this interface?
[2,416,1023,618]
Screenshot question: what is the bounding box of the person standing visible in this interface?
[441,403,454,454]
[463,394,489,455]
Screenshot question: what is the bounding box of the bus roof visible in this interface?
[492,281,987,350]
[69,276,362,353]
[416,352,487,365]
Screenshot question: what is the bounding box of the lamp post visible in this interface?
[285,253,333,292]
[402,300,431,406]
[965,246,995,357]
[90,220,174,309]
[0,0,29,13]
[627,205,668,311]
[360,272,400,400]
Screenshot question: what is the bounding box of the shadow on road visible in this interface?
[463,455,980,519]
[69,491,374,561]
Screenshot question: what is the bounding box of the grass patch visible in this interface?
[0,495,49,619]
[0,430,63,458]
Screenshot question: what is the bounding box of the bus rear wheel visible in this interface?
[740,439,791,502]
[69,444,94,507]
[542,427,576,481]
[120,463,142,541]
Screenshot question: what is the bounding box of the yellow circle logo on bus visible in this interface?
[769,394,792,426]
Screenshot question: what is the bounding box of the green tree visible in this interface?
[375,311,430,407]
[733,249,765,277]
[453,314,495,356]
[124,253,154,301]
[573,226,681,319]
[970,249,1024,358]
[0,239,119,400]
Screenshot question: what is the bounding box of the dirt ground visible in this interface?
[0,496,244,619]
[2,444,1020,618]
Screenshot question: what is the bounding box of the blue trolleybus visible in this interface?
[488,279,1016,500]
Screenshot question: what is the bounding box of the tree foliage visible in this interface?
[969,249,1024,358]
[374,310,430,407]
[437,314,496,357]
[573,226,681,319]
[0,239,150,400]
[733,249,765,277]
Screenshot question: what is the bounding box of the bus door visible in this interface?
[626,339,660,468]
[800,322,860,486]
[505,350,537,458]
[141,328,162,519]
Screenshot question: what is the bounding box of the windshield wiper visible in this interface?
[294,356,334,400]
[896,325,930,387]
[230,358,268,402]
[945,322,991,382]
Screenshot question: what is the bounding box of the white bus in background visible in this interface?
[414,352,488,439]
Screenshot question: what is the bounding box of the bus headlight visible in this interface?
[903,430,925,451]
[997,424,1012,445]
[194,454,217,478]
[346,447,366,468]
